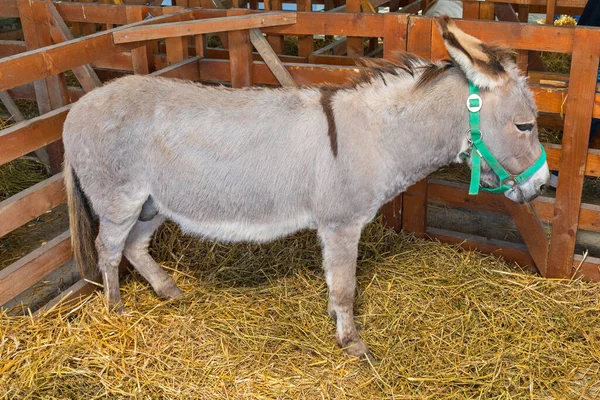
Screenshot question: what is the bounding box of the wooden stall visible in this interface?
[1,1,599,313]
[461,0,587,24]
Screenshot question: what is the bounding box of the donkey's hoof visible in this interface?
[159,284,183,300]
[109,302,126,314]
[341,337,371,359]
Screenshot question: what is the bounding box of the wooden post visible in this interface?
[264,0,284,54]
[546,0,556,25]
[166,36,190,65]
[462,0,480,19]
[479,2,495,20]
[381,13,408,230]
[17,0,67,174]
[195,34,206,58]
[517,5,530,23]
[227,9,253,88]
[547,28,600,278]
[400,17,432,236]
[346,0,363,56]
[516,50,529,74]
[126,7,154,74]
[297,0,313,58]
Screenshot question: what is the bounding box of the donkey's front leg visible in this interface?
[318,224,370,358]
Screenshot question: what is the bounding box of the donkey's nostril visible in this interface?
[539,184,548,193]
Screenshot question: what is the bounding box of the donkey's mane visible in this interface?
[352,51,454,90]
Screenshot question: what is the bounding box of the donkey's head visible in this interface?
[437,16,550,203]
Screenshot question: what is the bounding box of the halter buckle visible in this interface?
[467,93,482,113]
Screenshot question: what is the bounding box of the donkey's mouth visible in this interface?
[480,171,499,189]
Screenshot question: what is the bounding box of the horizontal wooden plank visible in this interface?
[53,2,177,25]
[263,12,386,37]
[426,227,537,271]
[0,40,26,57]
[8,83,84,102]
[0,105,71,165]
[0,9,194,92]
[0,173,66,238]
[308,54,362,66]
[113,12,297,44]
[534,196,600,233]
[0,231,71,306]
[54,2,129,25]
[545,144,600,177]
[531,85,566,114]
[528,5,585,14]
[572,255,600,282]
[463,0,585,6]
[0,0,19,17]
[34,276,99,315]
[198,59,360,86]
[428,17,576,55]
[93,48,307,71]
[428,179,600,233]
[428,179,505,214]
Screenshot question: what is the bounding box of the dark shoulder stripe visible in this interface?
[320,87,339,157]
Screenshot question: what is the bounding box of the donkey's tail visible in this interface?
[64,158,98,279]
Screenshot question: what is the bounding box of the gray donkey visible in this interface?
[63,17,549,358]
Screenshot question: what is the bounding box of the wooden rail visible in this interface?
[1,3,600,312]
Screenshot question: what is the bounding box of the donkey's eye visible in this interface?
[515,123,534,132]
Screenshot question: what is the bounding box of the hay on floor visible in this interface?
[1,221,599,398]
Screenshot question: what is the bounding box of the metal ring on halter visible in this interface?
[466,93,482,113]
[502,177,517,188]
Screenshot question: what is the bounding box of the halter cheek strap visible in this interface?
[464,81,547,196]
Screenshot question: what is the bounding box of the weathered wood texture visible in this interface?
[401,16,431,236]
[113,12,297,43]
[0,231,71,306]
[249,28,297,87]
[0,173,66,238]
[546,29,600,278]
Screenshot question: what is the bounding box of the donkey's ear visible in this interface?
[436,16,515,89]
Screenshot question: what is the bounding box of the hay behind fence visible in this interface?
[2,222,599,399]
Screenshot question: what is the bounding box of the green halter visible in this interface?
[463,81,547,196]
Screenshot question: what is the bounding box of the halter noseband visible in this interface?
[462,81,547,196]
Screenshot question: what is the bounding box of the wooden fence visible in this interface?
[0,1,599,312]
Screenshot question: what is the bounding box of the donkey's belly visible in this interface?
[165,209,317,243]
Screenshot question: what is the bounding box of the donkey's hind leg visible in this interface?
[123,216,183,299]
[318,223,370,359]
[96,216,139,310]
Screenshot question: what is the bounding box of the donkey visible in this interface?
[63,17,549,358]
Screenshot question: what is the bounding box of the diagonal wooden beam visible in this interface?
[113,12,297,44]
[0,91,24,122]
[503,198,549,275]
[249,28,296,88]
[45,2,102,92]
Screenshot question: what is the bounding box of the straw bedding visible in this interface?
[2,222,600,399]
